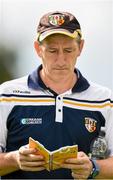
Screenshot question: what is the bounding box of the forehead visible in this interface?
[41,34,77,46]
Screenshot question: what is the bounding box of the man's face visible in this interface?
[35,34,84,79]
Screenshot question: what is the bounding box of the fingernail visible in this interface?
[33,148,37,152]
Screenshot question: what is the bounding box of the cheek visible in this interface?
[42,52,54,60]
[69,56,78,68]
[42,59,52,70]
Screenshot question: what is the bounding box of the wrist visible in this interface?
[7,151,20,169]
[88,159,100,179]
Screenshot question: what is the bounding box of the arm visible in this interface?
[0,86,45,176]
[0,145,46,176]
[0,151,19,176]
[61,152,113,179]
[96,157,113,178]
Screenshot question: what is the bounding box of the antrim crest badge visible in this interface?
[85,117,97,132]
[49,15,65,26]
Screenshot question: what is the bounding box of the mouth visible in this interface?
[53,67,68,70]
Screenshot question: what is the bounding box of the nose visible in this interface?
[57,50,66,65]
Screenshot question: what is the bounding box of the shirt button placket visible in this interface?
[55,95,63,123]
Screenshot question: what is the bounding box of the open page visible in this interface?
[51,145,78,170]
[29,137,78,171]
[29,137,50,170]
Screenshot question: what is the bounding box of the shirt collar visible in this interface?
[72,69,90,93]
[28,65,90,93]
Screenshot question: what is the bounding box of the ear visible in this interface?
[34,41,42,57]
[78,39,84,56]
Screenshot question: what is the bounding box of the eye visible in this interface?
[48,49,57,53]
[64,49,73,53]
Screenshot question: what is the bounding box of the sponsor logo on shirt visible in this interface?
[13,90,31,94]
[21,118,42,125]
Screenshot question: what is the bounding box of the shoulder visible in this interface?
[0,76,28,94]
[88,81,113,100]
[89,81,112,93]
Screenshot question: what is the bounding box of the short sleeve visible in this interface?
[105,91,113,156]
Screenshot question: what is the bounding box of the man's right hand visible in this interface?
[16,145,46,171]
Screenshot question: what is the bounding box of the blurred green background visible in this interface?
[0,46,16,84]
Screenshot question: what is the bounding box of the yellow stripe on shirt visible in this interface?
[0,97,55,103]
[63,99,113,108]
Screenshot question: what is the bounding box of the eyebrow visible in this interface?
[46,45,74,49]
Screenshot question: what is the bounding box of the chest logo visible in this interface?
[85,117,97,132]
[21,118,42,125]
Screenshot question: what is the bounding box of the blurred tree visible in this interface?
[0,46,16,84]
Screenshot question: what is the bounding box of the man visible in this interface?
[0,11,113,179]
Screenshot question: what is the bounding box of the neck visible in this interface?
[40,70,77,94]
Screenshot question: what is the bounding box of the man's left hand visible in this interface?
[61,151,93,179]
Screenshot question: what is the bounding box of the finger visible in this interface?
[61,163,84,170]
[19,154,44,162]
[78,151,86,157]
[19,146,36,155]
[65,152,90,165]
[20,165,45,172]
[65,158,84,165]
[61,160,90,171]
[28,154,44,161]
[20,160,46,167]
[71,169,88,175]
[71,171,87,179]
[72,169,82,174]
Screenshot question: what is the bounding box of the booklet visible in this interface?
[29,137,78,171]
